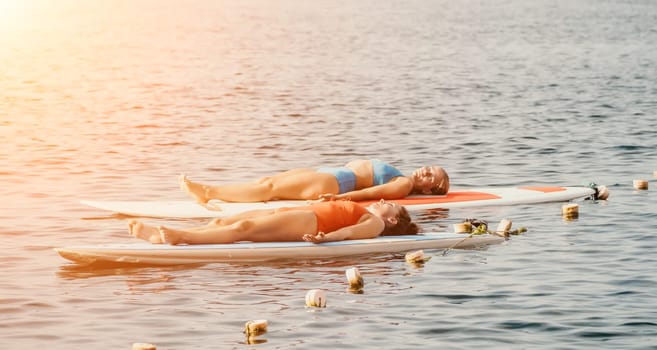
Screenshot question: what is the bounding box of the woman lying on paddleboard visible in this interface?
[180,159,449,203]
[129,199,419,245]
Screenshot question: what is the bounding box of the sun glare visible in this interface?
[0,0,22,13]
[0,0,33,27]
[0,0,19,10]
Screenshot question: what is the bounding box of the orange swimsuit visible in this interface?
[279,201,370,234]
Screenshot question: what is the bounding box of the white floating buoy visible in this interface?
[633,179,648,190]
[305,289,327,308]
[562,203,579,218]
[453,222,472,233]
[495,219,513,236]
[653,171,657,179]
[405,250,431,264]
[244,319,268,336]
[596,185,609,200]
[132,343,156,350]
[345,267,364,290]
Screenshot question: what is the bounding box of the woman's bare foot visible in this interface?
[179,174,211,204]
[129,220,164,244]
[158,226,184,245]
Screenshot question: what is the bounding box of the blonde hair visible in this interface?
[431,167,450,195]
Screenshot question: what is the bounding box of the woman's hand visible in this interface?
[303,231,326,244]
[317,193,338,201]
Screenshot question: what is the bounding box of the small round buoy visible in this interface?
[405,250,431,264]
[345,267,364,290]
[562,203,579,219]
[453,222,472,233]
[653,170,657,179]
[132,343,156,350]
[244,319,268,336]
[305,289,327,308]
[596,185,609,200]
[495,219,512,237]
[633,179,648,190]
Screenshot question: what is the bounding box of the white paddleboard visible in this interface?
[81,186,595,219]
[55,232,503,265]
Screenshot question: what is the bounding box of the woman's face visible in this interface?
[368,199,402,224]
[412,166,444,194]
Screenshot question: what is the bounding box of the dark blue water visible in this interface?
[1,0,657,348]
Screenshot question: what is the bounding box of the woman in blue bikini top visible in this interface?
[180,159,449,203]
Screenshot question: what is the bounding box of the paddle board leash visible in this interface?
[441,218,526,256]
[441,234,476,256]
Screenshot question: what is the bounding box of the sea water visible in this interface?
[1,0,657,348]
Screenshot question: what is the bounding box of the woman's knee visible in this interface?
[255,178,275,195]
[209,218,223,225]
[233,219,256,235]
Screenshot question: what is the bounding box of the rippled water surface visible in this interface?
[2,0,657,349]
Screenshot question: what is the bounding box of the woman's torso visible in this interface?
[344,159,404,189]
[283,201,370,233]
[311,201,370,233]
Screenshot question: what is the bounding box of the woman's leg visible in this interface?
[208,208,277,226]
[180,170,339,203]
[130,209,283,244]
[130,210,272,243]
[159,210,317,245]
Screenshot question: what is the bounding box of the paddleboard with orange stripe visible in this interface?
[80,186,595,219]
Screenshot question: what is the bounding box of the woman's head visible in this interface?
[368,200,419,236]
[411,166,450,195]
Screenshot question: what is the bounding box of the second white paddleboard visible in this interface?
[81,186,595,218]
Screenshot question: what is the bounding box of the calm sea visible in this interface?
[2,0,657,349]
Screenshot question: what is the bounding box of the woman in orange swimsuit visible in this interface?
[128,200,419,245]
[179,159,449,204]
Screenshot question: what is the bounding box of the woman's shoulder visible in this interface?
[391,176,414,192]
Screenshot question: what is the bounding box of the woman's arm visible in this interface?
[320,176,414,201]
[303,214,385,243]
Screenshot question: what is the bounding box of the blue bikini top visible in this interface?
[371,160,404,185]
